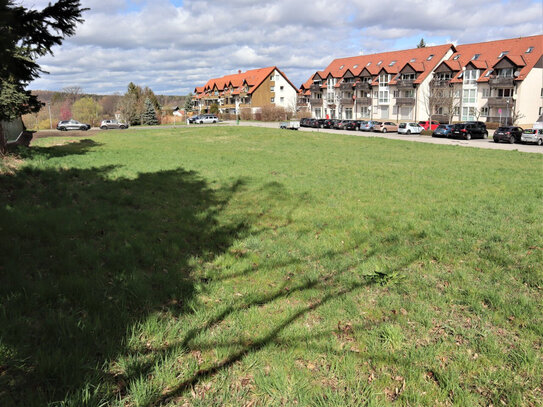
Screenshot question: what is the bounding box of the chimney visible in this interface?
[238,70,241,74]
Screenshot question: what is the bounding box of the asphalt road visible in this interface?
[33,122,543,154]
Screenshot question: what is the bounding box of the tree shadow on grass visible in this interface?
[14,138,103,159]
[0,164,248,406]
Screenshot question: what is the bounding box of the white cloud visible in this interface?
[20,0,543,94]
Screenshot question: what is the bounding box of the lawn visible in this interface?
[1,126,542,406]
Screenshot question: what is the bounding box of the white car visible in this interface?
[190,114,218,124]
[520,129,543,145]
[398,122,424,135]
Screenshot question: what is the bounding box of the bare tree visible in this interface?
[510,102,525,125]
[423,77,459,124]
[62,86,83,104]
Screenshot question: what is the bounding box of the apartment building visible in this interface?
[193,67,298,115]
[302,35,542,126]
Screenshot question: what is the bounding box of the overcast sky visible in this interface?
[21,0,543,95]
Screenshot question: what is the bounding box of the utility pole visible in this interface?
[48,102,52,129]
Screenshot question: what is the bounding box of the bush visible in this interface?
[421,130,433,136]
[219,113,235,121]
[260,106,287,121]
[240,108,252,121]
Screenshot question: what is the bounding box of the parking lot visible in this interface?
[226,121,543,154]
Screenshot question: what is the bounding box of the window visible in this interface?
[401,73,416,80]
[482,88,490,98]
[462,106,477,121]
[315,108,321,118]
[497,88,513,97]
[497,68,513,77]
[481,107,489,116]
[539,106,543,115]
[463,69,480,84]
[339,65,344,70]
[393,90,399,98]
[379,90,389,103]
[462,89,476,103]
[526,47,534,53]
[472,54,480,60]
[353,64,358,69]
[410,58,416,62]
[270,86,274,91]
[379,73,390,86]
[389,61,396,66]
[454,106,460,115]
[484,69,493,77]
[377,61,382,66]
[345,108,353,119]
[404,90,414,98]
[453,55,461,60]
[280,86,284,90]
[271,97,275,102]
[280,97,284,102]
[498,51,509,58]
[427,54,434,61]
[270,75,274,80]
[366,62,371,66]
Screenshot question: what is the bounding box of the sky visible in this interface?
[20,0,543,96]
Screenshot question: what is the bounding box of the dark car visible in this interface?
[335,120,351,130]
[344,120,363,131]
[493,126,523,144]
[432,124,453,138]
[300,118,311,127]
[311,119,326,128]
[322,119,334,128]
[57,119,90,131]
[450,122,488,140]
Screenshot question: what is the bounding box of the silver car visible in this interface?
[520,128,543,145]
[57,119,90,131]
[100,119,128,130]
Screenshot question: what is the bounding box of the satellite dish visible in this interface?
[514,71,520,77]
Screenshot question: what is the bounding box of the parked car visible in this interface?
[493,126,523,144]
[322,119,335,128]
[450,122,488,140]
[520,128,543,145]
[432,124,454,138]
[360,120,380,131]
[187,115,201,124]
[57,119,90,131]
[374,122,398,133]
[193,114,218,124]
[311,119,326,128]
[100,119,128,130]
[398,122,424,134]
[344,120,364,131]
[418,120,440,131]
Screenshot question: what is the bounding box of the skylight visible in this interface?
[389,61,396,66]
[484,69,493,77]
[377,61,382,66]
[339,65,344,70]
[526,47,534,53]
[427,54,434,61]
[498,51,509,58]
[410,58,416,62]
[353,64,358,69]
[366,62,371,66]
[472,54,480,60]
[453,55,461,60]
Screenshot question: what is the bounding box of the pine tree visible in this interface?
[0,0,87,152]
[142,98,158,126]
[417,38,426,48]
[184,93,193,113]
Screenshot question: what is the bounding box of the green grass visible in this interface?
[1,127,542,406]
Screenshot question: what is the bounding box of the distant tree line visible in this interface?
[23,85,189,129]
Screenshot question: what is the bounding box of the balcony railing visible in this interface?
[395,97,416,106]
[340,98,354,105]
[487,116,513,125]
[309,98,322,105]
[339,82,354,90]
[396,79,415,89]
[430,79,451,88]
[355,82,372,90]
[309,84,322,92]
[355,97,372,106]
[486,97,515,108]
[489,77,514,87]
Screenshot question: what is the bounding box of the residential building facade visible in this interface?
[193,67,298,115]
[301,35,542,127]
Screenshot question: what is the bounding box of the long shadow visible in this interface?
[0,164,248,406]
[15,138,103,159]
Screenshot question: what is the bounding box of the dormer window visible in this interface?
[453,55,461,60]
[472,54,480,60]
[526,47,534,53]
[427,54,434,61]
[389,61,396,66]
[498,51,509,58]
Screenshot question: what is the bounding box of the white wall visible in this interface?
[273,69,298,110]
[516,67,543,126]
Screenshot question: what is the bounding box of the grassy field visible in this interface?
[1,127,542,406]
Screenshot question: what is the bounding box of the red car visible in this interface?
[418,120,440,131]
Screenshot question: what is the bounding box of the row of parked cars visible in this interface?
[300,118,430,134]
[432,123,543,144]
[56,119,129,131]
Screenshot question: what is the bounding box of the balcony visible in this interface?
[487,97,515,108]
[487,116,512,125]
[297,99,309,106]
[309,84,322,92]
[396,79,415,89]
[395,97,416,106]
[309,98,323,105]
[355,82,372,91]
[355,97,372,106]
[340,98,354,105]
[432,114,449,123]
[430,79,451,88]
[489,77,514,88]
[339,82,354,91]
